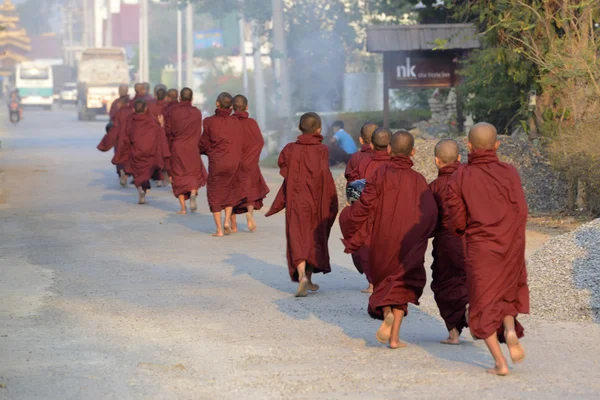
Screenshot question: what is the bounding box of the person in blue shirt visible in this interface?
[329,120,357,165]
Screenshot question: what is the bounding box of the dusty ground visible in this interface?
[1,108,600,399]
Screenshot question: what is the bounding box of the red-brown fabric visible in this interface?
[342,155,437,320]
[126,112,171,188]
[232,111,270,214]
[129,93,153,107]
[162,100,179,172]
[147,99,166,123]
[345,144,372,182]
[109,95,129,122]
[429,161,469,333]
[200,108,244,212]
[446,149,529,343]
[166,101,207,199]
[339,207,372,280]
[112,107,135,173]
[266,134,339,282]
[357,150,391,180]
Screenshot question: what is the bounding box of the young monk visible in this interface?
[340,127,392,294]
[446,122,529,376]
[166,87,207,214]
[231,94,270,232]
[147,86,168,123]
[122,100,170,204]
[200,92,244,237]
[266,112,338,297]
[429,139,469,345]
[161,88,180,186]
[342,130,437,349]
[344,122,378,183]
[108,84,130,121]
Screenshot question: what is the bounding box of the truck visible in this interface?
[77,47,130,121]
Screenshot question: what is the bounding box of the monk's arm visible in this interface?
[445,179,467,235]
[342,179,377,253]
[199,124,210,155]
[277,146,289,178]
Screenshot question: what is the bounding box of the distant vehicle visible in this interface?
[59,82,78,106]
[9,100,20,124]
[77,47,130,121]
[15,62,54,110]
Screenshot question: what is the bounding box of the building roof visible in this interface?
[366,24,480,53]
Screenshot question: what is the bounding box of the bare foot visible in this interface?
[247,215,257,232]
[389,340,407,350]
[505,330,525,364]
[190,194,197,212]
[361,283,374,294]
[231,219,238,233]
[138,191,146,205]
[307,283,320,292]
[295,277,309,297]
[223,224,232,235]
[211,232,224,237]
[119,171,128,188]
[176,209,187,215]
[156,181,163,187]
[486,364,510,376]
[376,312,395,344]
[440,328,460,345]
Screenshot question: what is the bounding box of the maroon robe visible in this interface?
[200,108,244,212]
[129,93,153,107]
[340,149,391,282]
[126,112,171,188]
[266,134,339,281]
[147,99,167,123]
[342,155,437,319]
[109,95,129,122]
[161,100,179,172]
[232,111,270,214]
[345,144,372,183]
[429,161,469,333]
[446,149,529,342]
[112,107,136,174]
[166,101,208,199]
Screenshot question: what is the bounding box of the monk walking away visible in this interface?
[231,94,270,232]
[340,127,392,294]
[166,87,207,214]
[446,122,529,376]
[429,139,469,345]
[342,131,437,349]
[200,92,244,237]
[123,100,171,204]
[344,122,378,183]
[108,84,130,122]
[266,112,338,297]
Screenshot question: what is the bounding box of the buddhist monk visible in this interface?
[200,92,244,237]
[97,96,133,185]
[342,130,437,349]
[340,127,392,294]
[166,87,207,214]
[124,99,170,204]
[148,86,167,122]
[344,122,378,183]
[143,82,153,100]
[266,112,338,297]
[445,123,529,376]
[109,84,130,121]
[230,94,270,232]
[429,139,469,345]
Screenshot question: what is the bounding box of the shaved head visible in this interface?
[468,122,498,150]
[180,87,193,102]
[360,122,378,144]
[435,139,460,164]
[217,92,233,109]
[372,127,391,150]
[134,99,146,114]
[233,94,248,112]
[118,84,129,97]
[299,112,321,134]
[156,87,167,101]
[390,130,415,156]
[134,83,143,95]
[154,84,167,97]
[143,82,150,94]
[167,89,178,101]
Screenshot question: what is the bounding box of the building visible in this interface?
[0,0,31,78]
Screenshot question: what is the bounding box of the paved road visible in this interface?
[1,107,600,399]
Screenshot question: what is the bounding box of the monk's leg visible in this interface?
[137,186,146,204]
[119,169,128,187]
[361,283,374,294]
[295,261,309,297]
[189,190,198,212]
[177,195,187,214]
[389,307,407,349]
[162,170,170,187]
[306,265,319,292]
[230,215,238,232]
[503,315,525,363]
[246,205,257,232]
[441,328,461,345]
[376,306,394,344]
[212,211,224,237]
[483,333,510,376]
[223,206,233,234]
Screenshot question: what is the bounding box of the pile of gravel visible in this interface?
[334,135,567,214]
[527,218,600,322]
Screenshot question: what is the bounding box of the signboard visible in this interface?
[384,52,458,88]
[194,30,224,50]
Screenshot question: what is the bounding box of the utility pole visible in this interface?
[139,0,149,82]
[82,0,90,47]
[105,0,112,47]
[252,22,266,129]
[185,2,193,88]
[271,0,291,117]
[238,2,248,95]
[177,8,182,89]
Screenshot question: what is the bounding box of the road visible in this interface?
[1,107,599,399]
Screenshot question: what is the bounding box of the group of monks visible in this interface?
[97,83,269,237]
[267,114,529,376]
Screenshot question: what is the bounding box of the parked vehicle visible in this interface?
[59,82,78,106]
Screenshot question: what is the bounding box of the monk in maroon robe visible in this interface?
[122,99,170,204]
[108,84,129,121]
[446,123,529,376]
[161,88,180,186]
[342,131,437,349]
[266,112,338,297]
[147,86,168,123]
[166,87,207,214]
[111,103,136,187]
[199,92,244,237]
[429,139,469,345]
[230,95,270,232]
[344,122,378,183]
[340,127,391,294]
[97,96,133,185]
